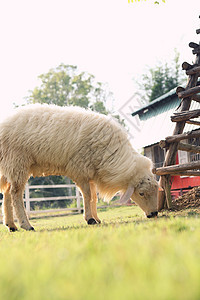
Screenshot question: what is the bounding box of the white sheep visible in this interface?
[0,104,158,231]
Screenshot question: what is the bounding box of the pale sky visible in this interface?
[0,0,199,122]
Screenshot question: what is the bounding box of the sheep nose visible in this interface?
[147,211,158,218]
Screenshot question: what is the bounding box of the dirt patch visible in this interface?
[171,186,200,211]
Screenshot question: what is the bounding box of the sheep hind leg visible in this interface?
[89,181,101,224]
[10,183,34,231]
[78,182,98,225]
[2,186,18,232]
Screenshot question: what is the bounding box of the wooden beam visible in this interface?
[193,48,200,55]
[165,129,200,143]
[159,140,168,149]
[178,142,200,153]
[186,65,200,75]
[182,62,193,70]
[189,42,199,49]
[154,169,200,176]
[154,161,200,175]
[186,119,200,126]
[171,109,200,122]
[160,140,200,153]
[176,86,185,94]
[177,86,200,99]
[191,94,200,102]
[155,170,200,177]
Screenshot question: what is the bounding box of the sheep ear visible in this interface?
[119,186,135,204]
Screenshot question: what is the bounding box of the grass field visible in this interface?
[0,206,200,300]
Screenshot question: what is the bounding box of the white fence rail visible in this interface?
[25,184,83,215]
[0,184,83,216]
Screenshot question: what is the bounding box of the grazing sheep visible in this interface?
[0,104,158,231]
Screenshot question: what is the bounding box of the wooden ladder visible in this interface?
[153,17,200,210]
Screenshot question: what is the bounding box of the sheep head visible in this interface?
[120,176,158,218]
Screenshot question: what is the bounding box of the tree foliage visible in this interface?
[26,63,112,115]
[137,51,186,102]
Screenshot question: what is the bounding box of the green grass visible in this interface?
[0,206,200,300]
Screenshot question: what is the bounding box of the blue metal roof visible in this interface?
[131,88,178,117]
[131,88,200,149]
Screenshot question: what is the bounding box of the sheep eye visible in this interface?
[139,192,144,196]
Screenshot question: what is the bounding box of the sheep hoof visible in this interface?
[87,218,97,225]
[6,224,18,232]
[20,224,35,231]
[29,227,35,231]
[9,227,18,232]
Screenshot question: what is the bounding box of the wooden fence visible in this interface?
[24,184,82,216]
[0,184,83,217]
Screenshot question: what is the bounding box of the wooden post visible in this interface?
[76,187,81,214]
[25,184,31,217]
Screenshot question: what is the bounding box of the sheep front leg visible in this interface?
[10,184,34,231]
[78,182,98,225]
[89,181,101,224]
[2,187,18,232]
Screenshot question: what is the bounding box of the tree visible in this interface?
[136,50,186,103]
[26,63,111,114]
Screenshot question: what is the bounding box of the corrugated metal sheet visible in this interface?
[131,92,200,149]
[132,88,177,117]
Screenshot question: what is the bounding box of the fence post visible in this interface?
[25,184,31,217]
[76,187,81,214]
